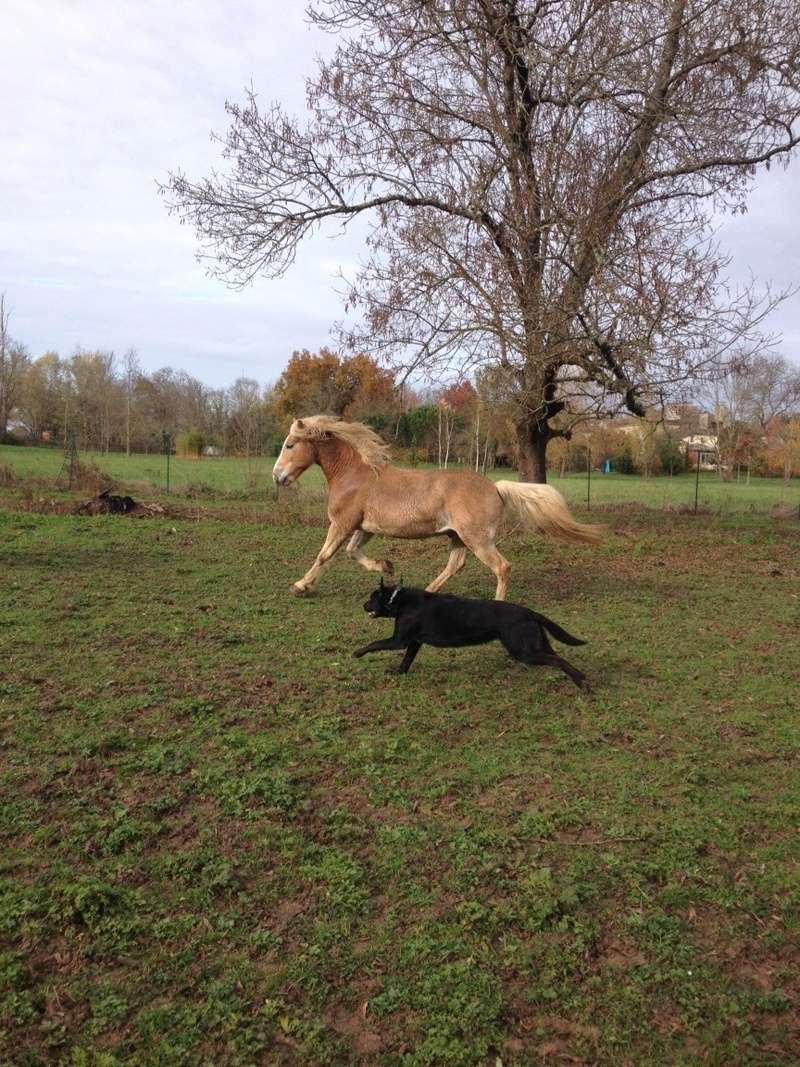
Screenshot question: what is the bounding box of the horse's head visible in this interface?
[272,420,317,486]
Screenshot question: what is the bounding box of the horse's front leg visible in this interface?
[292,523,353,596]
[346,530,394,576]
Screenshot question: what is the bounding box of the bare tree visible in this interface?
[706,349,800,480]
[17,352,66,442]
[68,349,120,452]
[227,376,264,458]
[0,292,9,435]
[436,399,456,467]
[164,0,800,481]
[742,353,800,432]
[0,293,31,438]
[122,348,141,457]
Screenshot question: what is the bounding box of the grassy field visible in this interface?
[2,443,800,515]
[1,464,799,1066]
[0,445,281,498]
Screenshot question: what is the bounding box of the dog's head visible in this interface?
[363,578,402,619]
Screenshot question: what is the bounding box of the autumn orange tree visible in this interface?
[164,0,800,481]
[761,417,800,481]
[273,348,396,421]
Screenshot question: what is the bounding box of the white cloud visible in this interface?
[1,0,352,384]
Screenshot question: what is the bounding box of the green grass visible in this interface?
[1,475,799,1064]
[0,444,289,496]
[3,443,799,512]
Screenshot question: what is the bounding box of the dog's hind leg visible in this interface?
[426,534,467,593]
[347,530,393,576]
[545,654,587,689]
[501,629,586,689]
[514,648,587,689]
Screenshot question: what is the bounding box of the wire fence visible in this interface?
[547,469,800,517]
[1,443,799,517]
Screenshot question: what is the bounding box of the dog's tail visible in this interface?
[495,481,604,546]
[536,614,586,647]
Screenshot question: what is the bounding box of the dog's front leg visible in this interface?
[392,640,422,674]
[353,637,407,658]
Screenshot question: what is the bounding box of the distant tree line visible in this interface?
[2,293,799,480]
[3,344,277,457]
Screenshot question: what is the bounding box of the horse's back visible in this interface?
[360,464,501,538]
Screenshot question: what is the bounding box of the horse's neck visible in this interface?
[316,438,368,486]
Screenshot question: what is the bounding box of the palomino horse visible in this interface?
[272,415,603,599]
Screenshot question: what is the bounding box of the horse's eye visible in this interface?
[285,443,294,450]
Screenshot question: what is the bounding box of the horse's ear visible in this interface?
[295,418,305,429]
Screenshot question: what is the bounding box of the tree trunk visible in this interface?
[516,418,550,483]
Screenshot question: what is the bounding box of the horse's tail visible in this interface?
[535,614,587,647]
[494,481,604,546]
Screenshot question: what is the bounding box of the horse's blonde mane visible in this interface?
[290,415,391,472]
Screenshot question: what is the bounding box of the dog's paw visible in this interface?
[353,648,366,658]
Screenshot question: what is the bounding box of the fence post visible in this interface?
[586,444,591,510]
[66,430,78,489]
[693,452,700,515]
[162,432,172,494]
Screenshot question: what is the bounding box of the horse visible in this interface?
[272,415,603,600]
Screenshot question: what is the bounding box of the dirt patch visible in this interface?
[326,1003,383,1055]
[510,1014,600,1063]
[272,897,309,933]
[591,934,647,970]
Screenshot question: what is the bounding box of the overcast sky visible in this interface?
[2,0,799,389]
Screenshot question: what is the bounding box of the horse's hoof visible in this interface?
[382,560,395,575]
[291,583,309,597]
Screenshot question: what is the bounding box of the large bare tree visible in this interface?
[164,0,800,480]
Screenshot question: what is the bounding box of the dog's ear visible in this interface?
[379,576,384,588]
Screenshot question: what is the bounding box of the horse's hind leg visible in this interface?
[457,529,511,600]
[425,534,467,593]
[346,530,394,576]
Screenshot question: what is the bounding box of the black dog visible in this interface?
[354,581,587,688]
